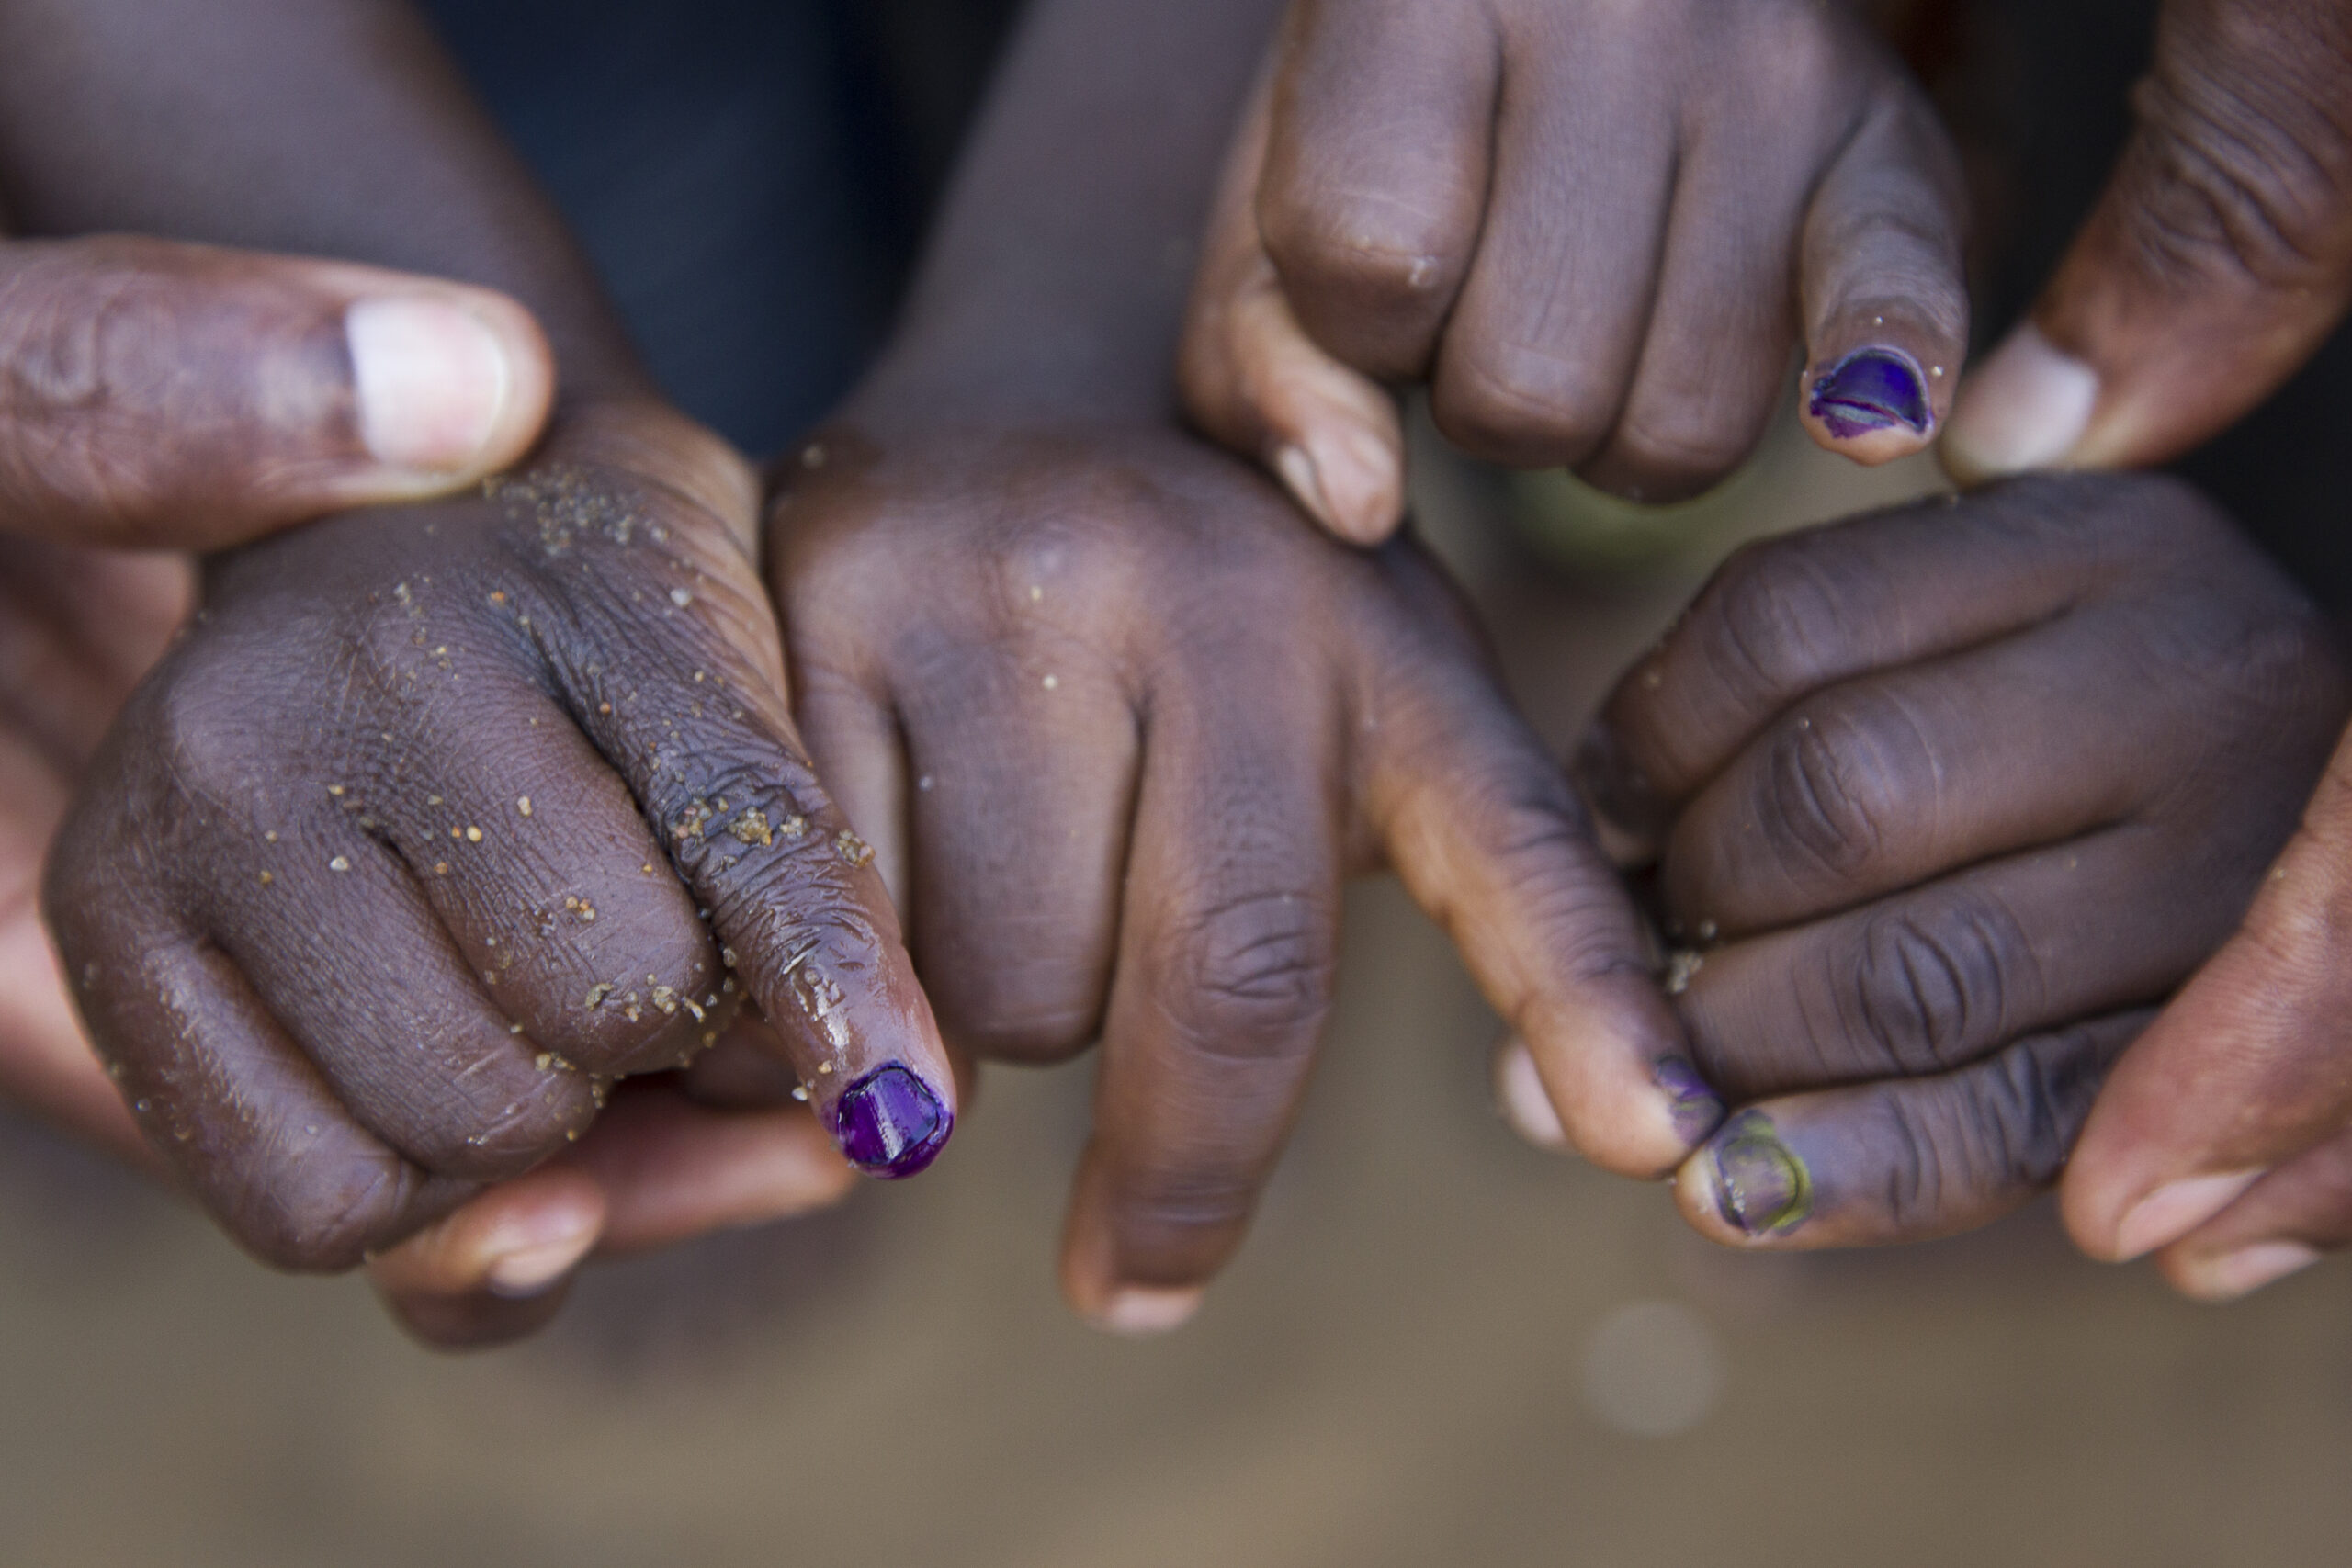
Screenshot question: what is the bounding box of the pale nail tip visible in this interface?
[1271,443,1336,529]
[483,1234,595,1298]
[1942,324,2098,477]
[2112,1169,2266,1261]
[1494,1042,1570,1151]
[347,296,514,474]
[2186,1241,2321,1301]
[1093,1286,1204,1337]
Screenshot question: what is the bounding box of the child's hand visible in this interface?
[47,400,957,1280]
[1179,0,1968,542]
[1549,474,2347,1247]
[769,412,1703,1332]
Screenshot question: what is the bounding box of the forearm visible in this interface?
[856,0,1286,424]
[0,0,646,402]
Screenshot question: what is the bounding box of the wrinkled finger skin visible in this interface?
[2067,716,2352,1297]
[771,415,1692,1324]
[1185,0,1966,528]
[48,400,953,1274]
[1579,473,2349,1249]
[1947,0,2352,479]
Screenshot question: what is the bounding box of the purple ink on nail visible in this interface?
[1655,1055,1725,1144]
[835,1064,951,1179]
[1710,1110,1811,1235]
[1808,348,1931,440]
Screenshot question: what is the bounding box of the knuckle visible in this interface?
[1596,407,1760,497]
[1690,538,1857,714]
[1752,696,1916,886]
[1111,1159,1262,1255]
[1156,887,1336,1064]
[1840,892,2034,1076]
[2124,46,2352,293]
[1261,186,1464,319]
[1432,346,1618,466]
[237,1152,420,1272]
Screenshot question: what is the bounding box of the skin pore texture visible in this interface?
[1177,0,1971,545]
[2,0,928,1346]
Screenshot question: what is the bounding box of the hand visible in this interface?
[2060,720,2352,1301]
[45,400,958,1342]
[768,411,1702,1332]
[1541,473,2346,1248]
[1177,0,1969,540]
[1945,0,2352,479]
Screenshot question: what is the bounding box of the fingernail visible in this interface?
[346,295,515,472]
[2112,1169,2265,1261]
[1272,443,1338,531]
[1941,323,2098,480]
[1655,1056,1725,1145]
[1303,420,1399,542]
[2178,1240,2321,1302]
[834,1064,951,1179]
[483,1224,598,1299]
[1711,1111,1811,1236]
[1092,1285,1204,1337]
[1494,1036,1570,1151]
[1808,348,1932,440]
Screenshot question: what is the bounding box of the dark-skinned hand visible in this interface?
[1515,473,2348,1250]
[1178,0,1970,541]
[45,399,951,1347]
[1946,0,2352,478]
[768,409,1706,1334]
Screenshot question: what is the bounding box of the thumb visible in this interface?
[1944,0,2352,481]
[0,235,553,548]
[2062,721,2352,1264]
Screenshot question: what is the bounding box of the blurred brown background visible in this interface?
[7,412,2350,1567]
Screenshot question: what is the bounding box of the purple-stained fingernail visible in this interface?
[1808,348,1931,440]
[1655,1056,1725,1145]
[1711,1110,1810,1235]
[834,1064,951,1179]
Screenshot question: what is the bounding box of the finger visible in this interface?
[198,804,596,1181]
[2064,730,2352,1262]
[1942,0,2352,479]
[368,1067,854,1349]
[891,635,1137,1064]
[1577,60,1834,500]
[1674,1011,2144,1248]
[2154,1127,2352,1300]
[1428,39,1675,470]
[325,643,730,1083]
[1058,666,1342,1332]
[1791,81,1971,463]
[1577,474,2186,851]
[50,895,474,1270]
[1180,76,1406,544]
[1659,598,2232,933]
[1676,830,2244,1103]
[364,1164,602,1349]
[1371,560,1713,1177]
[1256,0,1496,381]
[0,236,552,547]
[536,416,958,1178]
